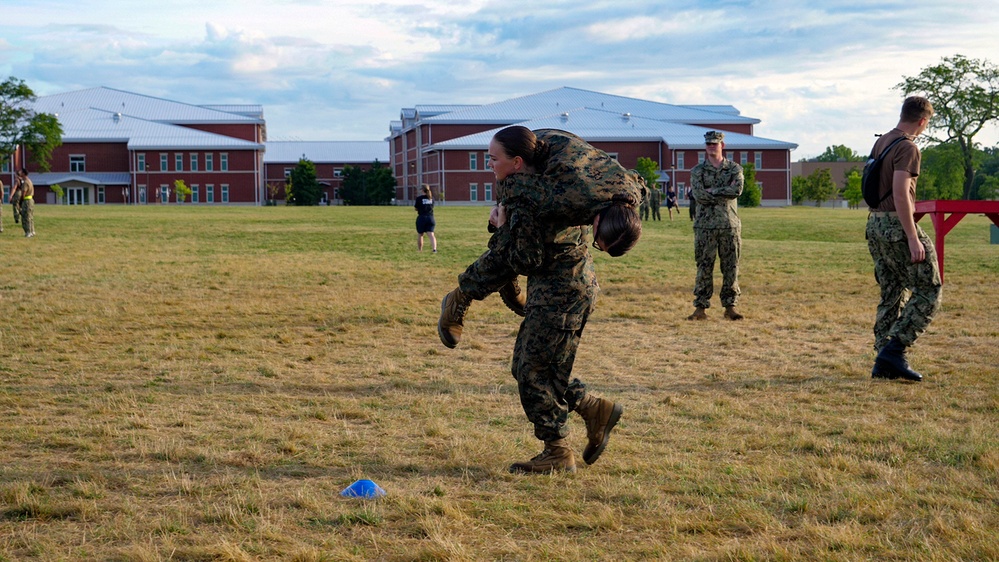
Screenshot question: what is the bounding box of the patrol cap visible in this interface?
[704,131,725,144]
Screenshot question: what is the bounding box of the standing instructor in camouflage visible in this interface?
[866,96,940,383]
[688,131,744,321]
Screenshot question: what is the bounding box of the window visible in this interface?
[160,153,168,171]
[333,168,343,177]
[190,153,198,172]
[221,184,229,203]
[97,186,105,204]
[284,168,293,179]
[1,160,9,173]
[140,186,147,204]
[137,153,146,172]
[3,184,9,204]
[191,184,199,203]
[470,183,478,202]
[205,153,214,171]
[175,154,183,172]
[698,152,705,165]
[469,153,478,170]
[740,152,748,165]
[70,155,85,172]
[754,152,762,169]
[206,184,215,203]
[484,182,492,201]
[160,184,169,202]
[220,153,228,171]
[676,152,685,170]
[607,152,619,161]
[726,151,734,161]
[678,182,686,197]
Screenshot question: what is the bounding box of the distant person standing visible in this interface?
[649,185,662,221]
[688,131,743,321]
[17,169,35,238]
[10,176,22,226]
[414,184,437,252]
[639,187,650,221]
[0,177,4,232]
[686,185,696,221]
[866,96,940,383]
[665,184,680,221]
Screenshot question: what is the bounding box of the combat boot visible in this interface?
[438,288,472,349]
[509,439,576,474]
[687,307,707,321]
[575,395,623,465]
[498,278,526,317]
[723,306,743,320]
[873,337,923,382]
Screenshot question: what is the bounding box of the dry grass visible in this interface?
[0,204,996,561]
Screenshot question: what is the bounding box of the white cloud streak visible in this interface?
[0,0,996,157]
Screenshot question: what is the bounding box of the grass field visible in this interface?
[1,204,996,561]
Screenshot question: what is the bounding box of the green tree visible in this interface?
[843,170,863,209]
[340,160,396,206]
[0,77,64,171]
[811,144,865,162]
[971,145,999,200]
[918,142,966,200]
[738,163,761,207]
[635,157,660,191]
[805,168,837,206]
[173,179,192,203]
[288,158,322,206]
[896,54,999,199]
[791,175,807,205]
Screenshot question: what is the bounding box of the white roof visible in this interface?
[54,108,263,150]
[34,86,263,124]
[419,87,760,126]
[263,141,388,164]
[28,172,132,186]
[430,108,797,151]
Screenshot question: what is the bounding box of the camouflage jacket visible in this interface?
[690,158,743,229]
[494,129,648,224]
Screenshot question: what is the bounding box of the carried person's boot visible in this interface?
[687,307,707,321]
[438,288,472,349]
[498,278,526,317]
[723,306,743,320]
[873,337,923,382]
[574,395,623,465]
[509,439,576,474]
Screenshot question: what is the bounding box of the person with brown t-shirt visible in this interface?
[865,96,940,382]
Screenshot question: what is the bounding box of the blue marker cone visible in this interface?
[340,479,386,498]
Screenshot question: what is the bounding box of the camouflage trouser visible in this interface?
[866,214,941,351]
[20,199,34,235]
[12,197,22,223]
[512,295,593,442]
[457,225,516,300]
[693,227,741,308]
[688,199,696,220]
[640,202,650,221]
[651,204,661,221]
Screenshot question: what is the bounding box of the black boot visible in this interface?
[873,338,923,382]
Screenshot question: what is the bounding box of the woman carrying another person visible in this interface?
[438,126,644,473]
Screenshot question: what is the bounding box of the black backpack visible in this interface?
[862,136,909,209]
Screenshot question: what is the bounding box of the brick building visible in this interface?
[3,87,266,205]
[389,87,798,206]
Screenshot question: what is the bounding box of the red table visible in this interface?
[913,200,999,282]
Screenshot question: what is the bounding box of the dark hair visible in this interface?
[492,126,547,170]
[421,184,432,196]
[595,196,642,257]
[900,96,933,123]
[19,168,29,176]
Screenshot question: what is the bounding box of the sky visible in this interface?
[1,0,997,160]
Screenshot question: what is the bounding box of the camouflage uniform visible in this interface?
[458,129,646,299]
[640,192,650,221]
[865,129,941,352]
[690,144,743,309]
[650,187,662,221]
[10,181,22,224]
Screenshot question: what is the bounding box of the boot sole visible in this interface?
[583,404,623,465]
[437,296,458,349]
[873,359,922,382]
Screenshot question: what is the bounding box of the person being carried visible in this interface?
[437,126,646,349]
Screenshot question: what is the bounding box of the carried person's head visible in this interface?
[489,126,545,180]
[593,195,642,257]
